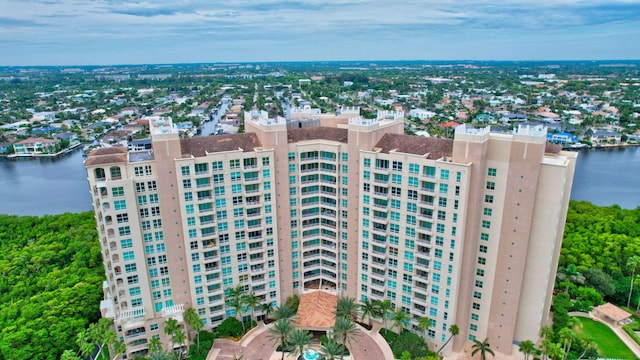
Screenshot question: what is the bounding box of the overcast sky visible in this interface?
[2,0,640,66]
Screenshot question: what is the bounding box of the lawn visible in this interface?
[574,317,636,359]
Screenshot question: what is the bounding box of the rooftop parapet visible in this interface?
[348,110,404,127]
[337,106,360,115]
[290,105,321,115]
[148,116,179,136]
[515,124,547,138]
[455,124,491,137]
[246,110,286,126]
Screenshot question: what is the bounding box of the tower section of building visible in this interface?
[86,117,281,358]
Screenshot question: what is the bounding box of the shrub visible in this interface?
[188,330,216,360]
[623,325,640,346]
[391,331,433,359]
[217,317,244,338]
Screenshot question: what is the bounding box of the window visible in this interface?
[392,161,403,171]
[230,159,240,169]
[147,181,157,191]
[475,280,483,288]
[181,166,190,176]
[480,233,489,241]
[439,183,448,194]
[483,208,492,216]
[472,302,481,310]
[478,257,486,265]
[481,220,491,229]
[183,179,192,189]
[486,181,495,190]
[484,195,494,204]
[114,200,126,210]
[118,226,131,236]
[121,239,133,248]
[488,168,497,177]
[116,214,129,223]
[111,187,124,197]
[438,197,447,207]
[479,245,488,253]
[440,169,450,180]
[125,263,137,273]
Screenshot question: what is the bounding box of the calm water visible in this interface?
[0,146,638,216]
[0,149,93,216]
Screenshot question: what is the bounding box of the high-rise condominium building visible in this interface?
[85,108,576,358]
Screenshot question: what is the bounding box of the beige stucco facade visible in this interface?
[85,111,576,358]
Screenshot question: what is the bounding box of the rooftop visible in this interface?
[287,127,348,144]
[84,147,129,166]
[180,133,262,157]
[374,133,453,159]
[294,290,338,329]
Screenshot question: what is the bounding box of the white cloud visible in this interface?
[0,0,639,64]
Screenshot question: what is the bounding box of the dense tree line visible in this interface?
[560,201,640,305]
[0,212,103,360]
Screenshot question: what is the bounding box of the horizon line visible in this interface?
[2,59,640,69]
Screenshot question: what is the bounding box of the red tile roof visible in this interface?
[294,291,338,329]
[374,134,453,159]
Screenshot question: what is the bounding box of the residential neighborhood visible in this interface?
[1,61,639,158]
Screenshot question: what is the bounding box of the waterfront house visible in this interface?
[13,137,59,155]
[591,130,622,145]
[547,132,580,145]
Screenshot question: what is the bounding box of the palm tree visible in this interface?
[242,292,261,327]
[261,301,275,322]
[272,304,295,321]
[320,339,345,360]
[171,328,186,360]
[268,318,294,360]
[577,336,597,359]
[148,336,163,354]
[226,290,246,333]
[627,256,640,308]
[183,307,204,350]
[164,318,180,352]
[437,324,459,354]
[288,329,313,359]
[75,330,93,359]
[471,338,495,360]
[544,342,565,360]
[146,350,176,360]
[376,299,393,331]
[335,297,359,320]
[417,316,431,341]
[60,350,81,360]
[359,299,380,327]
[111,340,127,360]
[391,309,409,334]
[518,340,536,360]
[332,316,359,360]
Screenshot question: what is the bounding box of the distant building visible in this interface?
[591,130,622,144]
[547,132,579,145]
[13,137,59,155]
